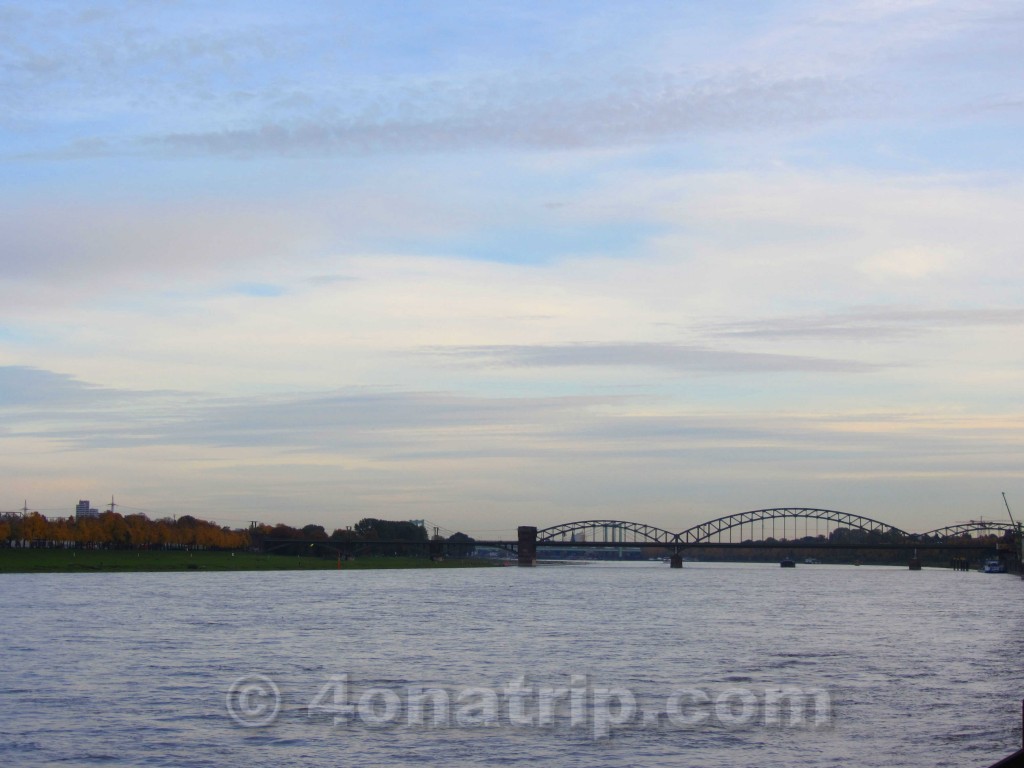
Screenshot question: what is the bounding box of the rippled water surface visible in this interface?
[1,562,1022,767]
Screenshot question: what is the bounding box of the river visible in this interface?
[1,562,1021,767]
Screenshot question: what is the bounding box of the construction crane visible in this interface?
[1003,492,1016,527]
[1004,492,1022,578]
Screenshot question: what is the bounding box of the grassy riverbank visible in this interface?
[0,549,502,573]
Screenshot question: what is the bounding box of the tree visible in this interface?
[446,532,475,558]
[270,523,300,539]
[301,524,328,540]
[49,517,75,546]
[354,518,428,542]
[124,514,154,548]
[75,516,103,547]
[98,512,129,547]
[353,519,428,555]
[21,512,51,543]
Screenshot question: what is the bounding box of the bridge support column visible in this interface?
[670,547,683,569]
[518,526,537,567]
[428,539,445,562]
[908,549,921,570]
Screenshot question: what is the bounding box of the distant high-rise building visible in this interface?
[75,500,99,519]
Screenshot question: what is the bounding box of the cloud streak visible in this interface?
[149,72,852,157]
[433,343,883,374]
[0,366,112,408]
[703,308,1024,341]
[6,1,1018,161]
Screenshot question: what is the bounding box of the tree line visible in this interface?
[1,511,475,555]
[253,518,475,556]
[0,511,250,549]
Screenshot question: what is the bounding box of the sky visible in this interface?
[1,0,1022,537]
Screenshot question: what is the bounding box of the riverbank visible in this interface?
[0,549,502,573]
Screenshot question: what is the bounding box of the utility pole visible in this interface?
[21,500,28,517]
[107,495,117,514]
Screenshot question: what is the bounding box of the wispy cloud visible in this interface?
[148,72,852,157]
[0,366,111,408]
[433,343,882,374]
[703,307,1024,341]
[0,366,611,452]
[7,0,1018,161]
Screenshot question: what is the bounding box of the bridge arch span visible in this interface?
[677,508,909,544]
[537,520,676,545]
[918,521,1016,540]
[535,509,909,547]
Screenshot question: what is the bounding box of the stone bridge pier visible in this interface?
[517,526,537,567]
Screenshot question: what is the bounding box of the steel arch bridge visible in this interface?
[536,508,910,546]
[538,520,677,545]
[678,507,907,544]
[918,521,1017,541]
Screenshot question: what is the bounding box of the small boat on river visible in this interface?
[982,558,1006,574]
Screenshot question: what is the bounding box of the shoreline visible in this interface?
[0,549,502,573]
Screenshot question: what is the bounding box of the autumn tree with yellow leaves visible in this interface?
[0,510,250,550]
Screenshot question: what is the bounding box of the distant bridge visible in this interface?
[537,508,909,546]
[919,521,1016,541]
[258,507,1018,568]
[512,508,1018,568]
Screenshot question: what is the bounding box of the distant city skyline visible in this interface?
[2,1,1022,536]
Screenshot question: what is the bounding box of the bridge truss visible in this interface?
[536,508,912,547]
[918,521,1017,541]
[678,508,908,544]
[538,520,676,545]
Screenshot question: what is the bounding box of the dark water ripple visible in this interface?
[1,563,1021,767]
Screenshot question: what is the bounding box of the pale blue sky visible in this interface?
[1,1,1022,533]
